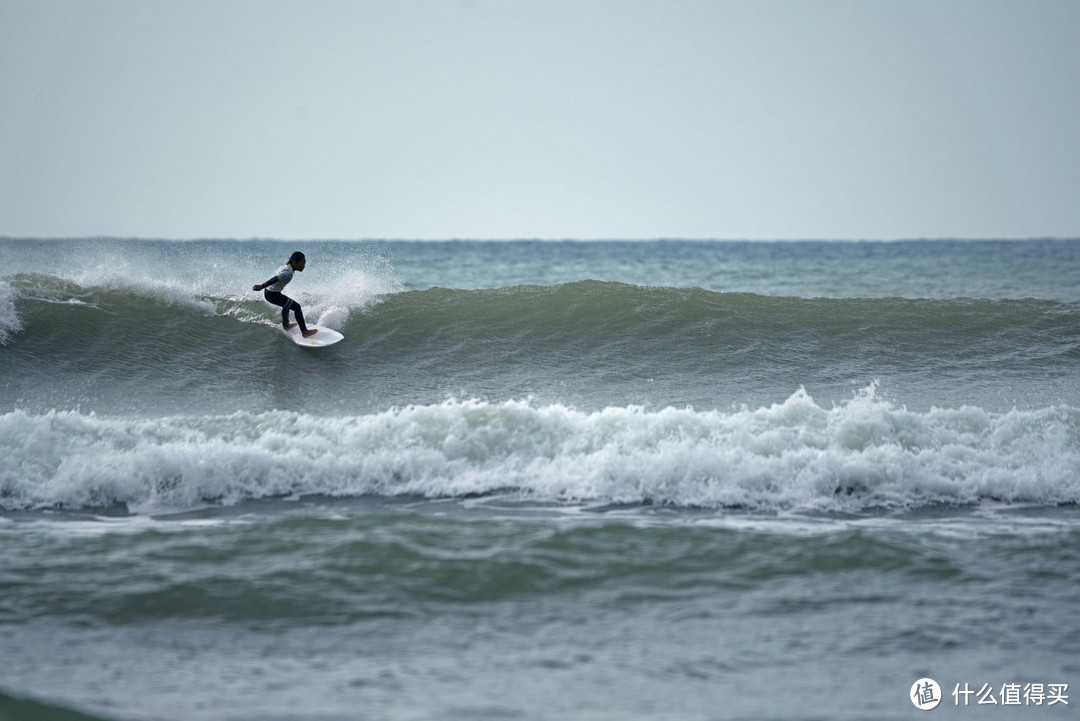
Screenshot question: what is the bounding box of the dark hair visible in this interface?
[289,251,306,264]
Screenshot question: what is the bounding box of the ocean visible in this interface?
[1,237,1079,720]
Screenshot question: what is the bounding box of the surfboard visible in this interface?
[280,324,344,348]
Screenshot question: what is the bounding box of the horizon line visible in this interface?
[3,235,1079,244]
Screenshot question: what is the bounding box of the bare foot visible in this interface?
[284,323,296,330]
[302,329,318,338]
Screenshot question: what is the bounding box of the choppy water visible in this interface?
[1,238,1079,719]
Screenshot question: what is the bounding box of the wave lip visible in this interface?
[3,387,1078,514]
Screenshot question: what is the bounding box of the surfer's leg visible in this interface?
[263,290,291,328]
[291,301,316,336]
[265,290,314,336]
[291,301,307,333]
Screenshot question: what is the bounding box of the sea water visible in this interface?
[1,238,1079,720]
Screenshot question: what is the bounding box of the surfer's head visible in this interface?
[289,251,306,271]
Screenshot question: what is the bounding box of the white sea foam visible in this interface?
[3,387,1079,513]
[304,267,400,330]
[286,251,404,330]
[0,280,23,345]
[70,264,219,315]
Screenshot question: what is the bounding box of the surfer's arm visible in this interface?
[252,276,279,291]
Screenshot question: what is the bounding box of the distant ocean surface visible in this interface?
[2,238,1079,720]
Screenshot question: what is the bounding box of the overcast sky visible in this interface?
[2,0,1078,240]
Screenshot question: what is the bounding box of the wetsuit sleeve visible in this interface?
[260,276,278,288]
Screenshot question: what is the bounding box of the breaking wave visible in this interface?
[3,386,1078,514]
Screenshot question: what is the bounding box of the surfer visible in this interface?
[253,251,318,338]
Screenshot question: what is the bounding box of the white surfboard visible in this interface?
[281,324,344,348]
